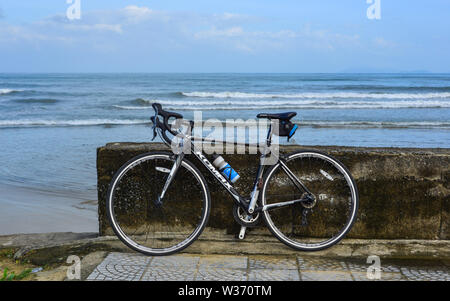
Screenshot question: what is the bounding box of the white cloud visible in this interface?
[194,26,244,38]
[123,5,153,22]
[193,23,360,53]
[64,23,123,34]
[298,24,360,50]
[0,24,72,43]
[214,12,252,22]
[124,5,152,15]
[0,6,363,55]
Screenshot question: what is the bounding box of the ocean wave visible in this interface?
[12,98,59,104]
[0,118,448,130]
[131,98,155,105]
[339,85,450,92]
[0,89,22,95]
[181,91,450,99]
[125,99,450,110]
[112,98,164,109]
[0,119,149,127]
[185,119,450,129]
[113,105,152,110]
[301,121,450,129]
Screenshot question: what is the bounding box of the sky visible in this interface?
[0,0,449,73]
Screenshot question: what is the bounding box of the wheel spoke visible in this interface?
[107,154,209,255]
[262,151,358,251]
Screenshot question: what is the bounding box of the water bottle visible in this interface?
[212,155,240,183]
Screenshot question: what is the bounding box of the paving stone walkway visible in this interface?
[87,252,450,281]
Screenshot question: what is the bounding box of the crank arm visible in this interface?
[238,226,247,240]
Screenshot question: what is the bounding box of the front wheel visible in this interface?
[107,152,210,256]
[261,150,358,251]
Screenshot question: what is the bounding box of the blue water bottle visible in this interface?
[212,155,240,183]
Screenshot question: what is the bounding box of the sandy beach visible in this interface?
[0,184,97,235]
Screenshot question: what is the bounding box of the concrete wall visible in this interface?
[97,143,449,240]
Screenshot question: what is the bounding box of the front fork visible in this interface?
[157,152,184,204]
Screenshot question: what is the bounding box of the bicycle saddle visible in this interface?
[256,112,297,120]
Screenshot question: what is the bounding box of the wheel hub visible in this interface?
[153,196,163,208]
[301,192,317,209]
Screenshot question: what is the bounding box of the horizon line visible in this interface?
[1,71,448,74]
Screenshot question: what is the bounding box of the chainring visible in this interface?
[232,204,261,227]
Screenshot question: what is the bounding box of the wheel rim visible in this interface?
[108,154,209,254]
[262,152,357,249]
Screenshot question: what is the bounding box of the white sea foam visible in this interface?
[301,121,450,129]
[181,91,450,99]
[116,99,450,110]
[0,118,448,130]
[0,119,149,127]
[171,119,450,129]
[0,89,22,95]
[113,105,153,110]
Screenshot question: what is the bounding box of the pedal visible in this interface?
[238,226,247,240]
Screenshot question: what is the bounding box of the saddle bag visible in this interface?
[278,120,298,141]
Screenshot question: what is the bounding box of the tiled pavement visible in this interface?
[87,252,450,281]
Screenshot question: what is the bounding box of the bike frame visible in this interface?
[156,120,312,215]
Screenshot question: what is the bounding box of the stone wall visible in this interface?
[97,143,449,240]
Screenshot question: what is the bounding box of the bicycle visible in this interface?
[107,103,359,256]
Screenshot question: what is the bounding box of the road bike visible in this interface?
[107,103,359,255]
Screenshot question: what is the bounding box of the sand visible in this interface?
[0,184,98,235]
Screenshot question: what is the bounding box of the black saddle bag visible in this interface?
[277,120,298,141]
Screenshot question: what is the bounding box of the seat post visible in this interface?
[257,120,274,163]
[266,120,274,147]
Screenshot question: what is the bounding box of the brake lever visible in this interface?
[151,109,158,141]
[151,127,157,141]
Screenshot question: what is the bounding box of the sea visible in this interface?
[0,73,449,234]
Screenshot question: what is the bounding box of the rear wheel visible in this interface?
[107,152,210,256]
[261,150,358,251]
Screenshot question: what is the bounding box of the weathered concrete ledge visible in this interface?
[1,232,449,262]
[1,233,449,281]
[97,143,450,240]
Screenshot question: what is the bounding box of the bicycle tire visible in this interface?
[107,151,211,256]
[261,150,359,251]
